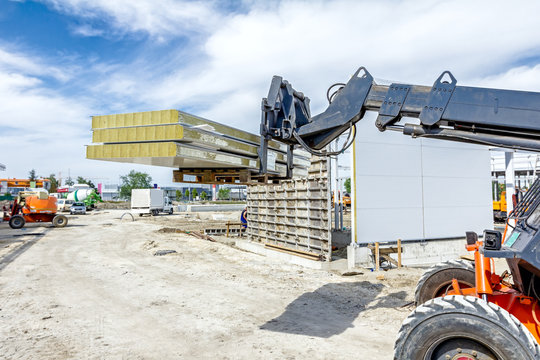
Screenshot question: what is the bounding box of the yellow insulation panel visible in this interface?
[87,142,177,159]
[92,124,184,143]
[86,142,261,170]
[92,109,179,129]
[178,111,287,151]
[89,126,310,167]
[85,140,309,177]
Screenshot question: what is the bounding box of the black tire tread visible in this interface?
[9,215,25,229]
[414,259,474,305]
[394,295,540,359]
[53,215,68,228]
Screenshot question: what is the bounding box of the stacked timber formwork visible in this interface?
[246,176,331,260]
[246,157,331,261]
[87,109,310,184]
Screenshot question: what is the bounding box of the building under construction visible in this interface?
[87,107,493,267]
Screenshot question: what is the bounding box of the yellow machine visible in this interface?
[493,190,507,221]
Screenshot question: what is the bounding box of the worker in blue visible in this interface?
[240,207,247,228]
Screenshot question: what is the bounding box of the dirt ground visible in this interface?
[0,209,425,359]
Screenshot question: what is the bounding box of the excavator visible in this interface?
[258,67,540,359]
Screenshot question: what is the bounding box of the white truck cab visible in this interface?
[57,199,75,212]
[131,189,174,216]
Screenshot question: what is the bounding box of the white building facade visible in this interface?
[351,114,494,244]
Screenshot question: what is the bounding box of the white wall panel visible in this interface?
[353,142,422,177]
[423,207,494,239]
[355,208,424,241]
[352,113,493,243]
[422,177,492,208]
[421,146,490,178]
[355,175,423,209]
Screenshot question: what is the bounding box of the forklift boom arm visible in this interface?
[259,67,540,175]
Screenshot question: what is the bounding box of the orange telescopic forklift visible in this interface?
[258,67,540,359]
[3,190,68,229]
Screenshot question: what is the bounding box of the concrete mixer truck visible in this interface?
[66,185,103,210]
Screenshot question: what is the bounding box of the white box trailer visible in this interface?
[131,189,173,216]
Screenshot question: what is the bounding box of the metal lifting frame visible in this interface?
[259,66,540,175]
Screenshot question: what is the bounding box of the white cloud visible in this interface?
[4,0,540,185]
[0,44,182,184]
[0,74,90,173]
[0,72,42,89]
[0,47,72,82]
[39,0,223,40]
[71,24,105,37]
[93,0,540,133]
[470,64,540,92]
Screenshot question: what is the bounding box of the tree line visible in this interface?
[27,169,239,201]
[28,169,97,193]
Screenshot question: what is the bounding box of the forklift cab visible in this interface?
[483,178,540,298]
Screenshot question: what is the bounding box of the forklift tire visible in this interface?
[52,215,68,228]
[168,208,173,215]
[414,259,475,305]
[9,215,25,229]
[394,295,539,360]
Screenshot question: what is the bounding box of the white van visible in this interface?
[57,199,74,212]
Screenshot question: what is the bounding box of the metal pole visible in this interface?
[375,242,380,271]
[350,140,357,246]
[397,239,402,268]
[333,140,340,231]
[533,155,539,181]
[339,178,344,230]
[505,151,516,232]
[326,150,333,261]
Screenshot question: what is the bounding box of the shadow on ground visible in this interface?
[0,228,50,271]
[260,281,408,338]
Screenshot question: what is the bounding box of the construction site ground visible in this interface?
[0,209,425,359]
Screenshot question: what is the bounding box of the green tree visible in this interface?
[76,176,96,190]
[65,177,74,186]
[344,178,351,194]
[28,169,37,181]
[175,190,182,201]
[48,173,59,193]
[119,170,152,200]
[217,188,230,200]
[192,188,198,199]
[184,189,190,200]
[200,191,207,201]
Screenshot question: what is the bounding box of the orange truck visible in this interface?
[2,190,67,229]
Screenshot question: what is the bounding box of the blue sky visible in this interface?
[1,0,540,186]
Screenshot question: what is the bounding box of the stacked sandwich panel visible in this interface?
[87,110,311,183]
